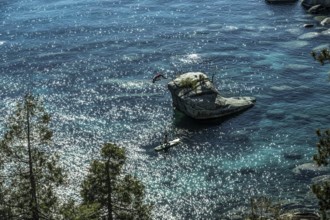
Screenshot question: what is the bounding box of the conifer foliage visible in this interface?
[311,48,330,66]
[0,94,65,219]
[80,143,152,220]
[312,129,330,220]
[314,129,330,166]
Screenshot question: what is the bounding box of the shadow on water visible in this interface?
[264,1,303,15]
[265,0,300,7]
[144,110,238,154]
[172,108,254,129]
[265,1,298,5]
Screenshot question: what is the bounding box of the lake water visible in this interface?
[1,0,330,219]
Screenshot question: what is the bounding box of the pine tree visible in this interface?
[80,143,152,220]
[0,94,65,219]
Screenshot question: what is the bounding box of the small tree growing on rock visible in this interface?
[311,48,330,66]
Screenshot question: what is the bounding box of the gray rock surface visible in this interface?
[293,163,330,177]
[308,4,327,13]
[167,72,256,120]
[302,0,330,8]
[321,17,330,25]
[304,23,315,28]
[279,211,320,220]
[311,174,330,185]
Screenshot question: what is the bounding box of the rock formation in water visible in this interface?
[167,72,256,120]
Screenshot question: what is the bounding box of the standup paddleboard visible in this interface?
[154,138,180,151]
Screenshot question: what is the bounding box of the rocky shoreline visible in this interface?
[221,1,330,219]
[221,161,330,219]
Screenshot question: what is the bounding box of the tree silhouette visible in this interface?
[80,143,152,220]
[0,94,65,219]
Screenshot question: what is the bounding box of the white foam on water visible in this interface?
[223,25,239,31]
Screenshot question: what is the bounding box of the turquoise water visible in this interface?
[1,0,330,218]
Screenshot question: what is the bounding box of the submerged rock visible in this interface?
[313,43,330,51]
[298,32,320,39]
[321,28,330,35]
[167,72,256,120]
[321,17,330,25]
[271,85,294,91]
[279,211,320,220]
[311,174,330,185]
[293,163,330,177]
[284,152,303,160]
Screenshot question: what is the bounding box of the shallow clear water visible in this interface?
[1,0,330,218]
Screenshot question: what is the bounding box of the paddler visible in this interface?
[164,132,169,145]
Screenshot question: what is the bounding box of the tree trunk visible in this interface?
[27,103,39,220]
[106,160,113,220]
[321,210,327,220]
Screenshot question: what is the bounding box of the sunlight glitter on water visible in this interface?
[1,0,330,218]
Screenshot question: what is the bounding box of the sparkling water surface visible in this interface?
[1,0,330,219]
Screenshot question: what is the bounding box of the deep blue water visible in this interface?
[1,0,330,218]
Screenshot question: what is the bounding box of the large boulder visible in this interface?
[167,72,256,120]
[302,0,330,8]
